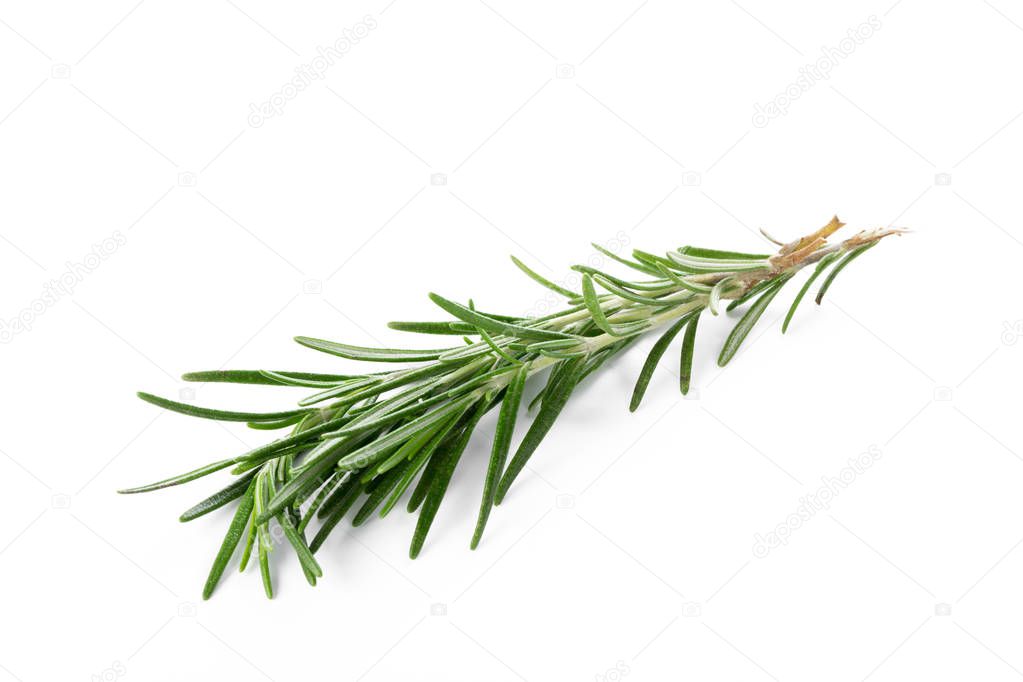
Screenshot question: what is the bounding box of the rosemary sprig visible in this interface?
[121,217,905,598]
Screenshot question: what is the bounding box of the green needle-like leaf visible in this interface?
[380,457,429,517]
[256,371,346,388]
[202,481,256,600]
[495,356,586,504]
[254,473,274,599]
[180,470,259,522]
[374,418,445,475]
[315,474,360,520]
[258,539,273,599]
[590,242,661,276]
[298,472,346,533]
[406,412,471,513]
[410,401,489,559]
[246,413,308,430]
[256,439,356,523]
[231,416,349,470]
[592,273,676,307]
[669,251,770,273]
[783,252,841,333]
[718,276,791,367]
[119,458,236,494]
[679,246,771,260]
[388,320,476,335]
[727,278,773,312]
[429,293,574,342]
[653,263,713,293]
[472,364,528,549]
[709,278,730,316]
[581,274,632,337]
[296,336,454,362]
[310,479,363,553]
[334,393,480,472]
[182,369,358,385]
[815,242,877,305]
[277,511,322,584]
[679,311,701,395]
[477,326,521,365]
[631,249,677,271]
[630,315,689,412]
[238,510,256,573]
[510,255,579,298]
[574,265,670,292]
[136,392,308,423]
[382,413,462,517]
[323,390,448,440]
[352,463,408,526]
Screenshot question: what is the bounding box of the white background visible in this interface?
[1,1,1022,680]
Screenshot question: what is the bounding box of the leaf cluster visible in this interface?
[121,218,902,598]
